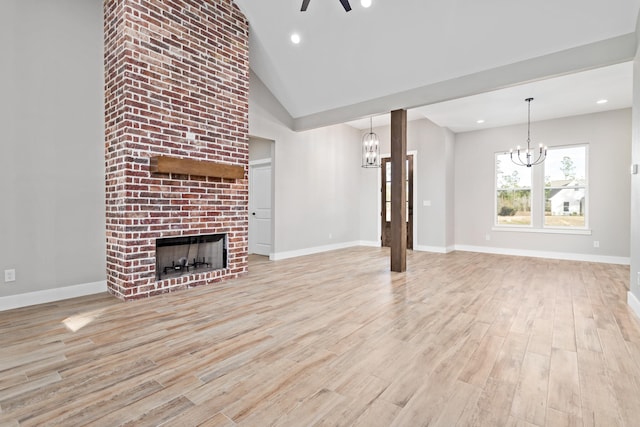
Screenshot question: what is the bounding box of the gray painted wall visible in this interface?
[444,129,456,249]
[455,109,631,259]
[359,118,455,250]
[630,16,640,300]
[249,137,273,162]
[0,0,105,297]
[249,73,362,255]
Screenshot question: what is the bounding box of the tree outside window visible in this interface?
[496,154,531,225]
[544,146,587,227]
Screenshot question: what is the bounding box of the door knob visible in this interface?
[252,212,256,215]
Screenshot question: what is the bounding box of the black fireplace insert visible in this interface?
[155,234,227,280]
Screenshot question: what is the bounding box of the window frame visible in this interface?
[542,143,589,231]
[494,152,533,228]
[493,143,590,234]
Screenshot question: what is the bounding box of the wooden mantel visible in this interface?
[149,156,245,180]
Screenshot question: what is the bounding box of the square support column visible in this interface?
[390,109,407,272]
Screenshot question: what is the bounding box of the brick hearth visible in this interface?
[104,0,249,300]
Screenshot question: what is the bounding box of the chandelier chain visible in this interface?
[510,97,546,168]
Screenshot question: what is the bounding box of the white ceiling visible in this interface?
[347,61,633,132]
[234,0,640,130]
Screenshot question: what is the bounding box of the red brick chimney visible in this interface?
[104,0,249,299]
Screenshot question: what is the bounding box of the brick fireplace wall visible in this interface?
[104,0,249,300]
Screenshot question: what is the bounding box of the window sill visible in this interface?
[492,226,592,236]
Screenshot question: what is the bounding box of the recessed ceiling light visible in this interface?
[361,0,372,7]
[596,99,608,104]
[476,119,485,124]
[290,33,301,44]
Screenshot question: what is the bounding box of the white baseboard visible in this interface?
[270,240,461,260]
[414,245,454,254]
[358,240,381,248]
[0,280,107,312]
[454,245,630,265]
[270,241,363,261]
[628,292,640,320]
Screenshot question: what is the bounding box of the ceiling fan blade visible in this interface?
[301,0,311,11]
[339,0,352,12]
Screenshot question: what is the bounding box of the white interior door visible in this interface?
[249,162,272,256]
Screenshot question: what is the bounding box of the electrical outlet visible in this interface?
[4,269,15,283]
[637,272,640,287]
[593,241,599,248]
[485,234,491,241]
[328,233,332,239]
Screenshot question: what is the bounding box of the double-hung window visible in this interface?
[495,144,588,231]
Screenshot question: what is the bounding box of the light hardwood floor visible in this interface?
[1,247,640,426]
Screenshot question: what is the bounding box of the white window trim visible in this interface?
[492,226,592,235]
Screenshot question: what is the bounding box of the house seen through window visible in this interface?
[495,144,588,229]
[544,145,587,227]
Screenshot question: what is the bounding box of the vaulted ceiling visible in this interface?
[234,0,640,131]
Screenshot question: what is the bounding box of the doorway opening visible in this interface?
[381,154,414,249]
[249,137,274,258]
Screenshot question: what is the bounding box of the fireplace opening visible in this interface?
[156,234,227,280]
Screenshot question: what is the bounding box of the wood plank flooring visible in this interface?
[1,247,639,426]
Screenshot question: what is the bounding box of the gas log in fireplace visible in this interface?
[156,234,227,280]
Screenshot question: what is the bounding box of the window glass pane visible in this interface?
[496,153,531,225]
[545,187,586,227]
[497,153,532,189]
[544,146,586,184]
[384,160,410,219]
[496,189,531,225]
